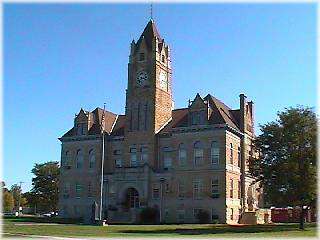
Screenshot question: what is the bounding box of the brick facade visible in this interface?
[58,19,262,224]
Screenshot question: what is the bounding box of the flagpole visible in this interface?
[99,103,106,222]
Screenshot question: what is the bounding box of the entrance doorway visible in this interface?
[125,187,140,209]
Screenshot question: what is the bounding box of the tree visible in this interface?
[2,188,14,212]
[249,106,317,230]
[23,191,37,213]
[10,184,22,211]
[31,161,60,213]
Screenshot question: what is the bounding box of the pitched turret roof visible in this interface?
[136,19,162,51]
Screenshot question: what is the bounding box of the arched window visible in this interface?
[178,143,187,166]
[211,141,220,165]
[194,141,204,166]
[76,149,83,169]
[89,149,95,169]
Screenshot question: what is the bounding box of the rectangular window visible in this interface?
[163,148,172,170]
[139,52,145,61]
[179,148,187,166]
[63,182,70,198]
[64,182,70,193]
[75,183,83,198]
[238,180,241,199]
[113,149,121,155]
[178,181,186,199]
[130,147,138,167]
[77,124,83,135]
[211,209,219,221]
[141,146,148,163]
[177,210,185,222]
[165,209,169,219]
[165,183,170,193]
[192,112,200,125]
[211,141,220,165]
[88,182,92,197]
[194,148,203,166]
[211,177,220,198]
[193,179,203,199]
[74,205,79,215]
[115,159,122,168]
[238,146,241,168]
[230,179,234,198]
[193,208,202,219]
[230,143,233,165]
[152,184,160,199]
[230,208,234,220]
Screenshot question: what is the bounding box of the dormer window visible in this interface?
[139,52,145,61]
[77,123,86,135]
[191,111,206,125]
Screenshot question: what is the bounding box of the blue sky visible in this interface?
[4,3,316,192]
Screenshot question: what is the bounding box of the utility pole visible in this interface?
[99,103,106,223]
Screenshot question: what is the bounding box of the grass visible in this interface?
[2,217,318,238]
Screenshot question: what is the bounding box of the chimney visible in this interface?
[248,101,254,130]
[239,93,247,132]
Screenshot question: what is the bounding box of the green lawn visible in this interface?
[2,217,318,238]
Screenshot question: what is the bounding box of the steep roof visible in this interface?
[136,19,162,51]
[60,108,118,138]
[158,94,241,134]
[159,108,189,133]
[91,108,117,133]
[110,115,126,136]
[204,94,240,130]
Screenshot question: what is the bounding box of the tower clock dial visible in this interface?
[159,70,167,91]
[136,71,149,86]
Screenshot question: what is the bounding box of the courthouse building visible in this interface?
[58,19,263,224]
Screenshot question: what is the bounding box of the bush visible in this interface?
[4,216,83,224]
[139,207,159,224]
[196,210,210,223]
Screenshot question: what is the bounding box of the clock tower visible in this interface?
[125,20,173,135]
[124,19,173,168]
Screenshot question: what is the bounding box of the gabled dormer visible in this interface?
[188,93,210,126]
[74,108,93,136]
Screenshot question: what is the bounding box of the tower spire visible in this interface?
[150,3,153,20]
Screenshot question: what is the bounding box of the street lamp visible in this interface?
[99,103,106,223]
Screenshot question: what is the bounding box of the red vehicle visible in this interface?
[271,207,316,223]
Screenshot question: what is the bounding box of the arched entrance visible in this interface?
[125,187,140,209]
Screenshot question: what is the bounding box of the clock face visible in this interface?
[136,71,148,86]
[159,71,167,90]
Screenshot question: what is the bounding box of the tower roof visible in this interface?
[142,19,162,41]
[136,19,162,51]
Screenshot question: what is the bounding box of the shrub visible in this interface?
[139,207,159,224]
[196,210,210,223]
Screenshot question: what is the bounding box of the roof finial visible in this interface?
[150,2,153,20]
